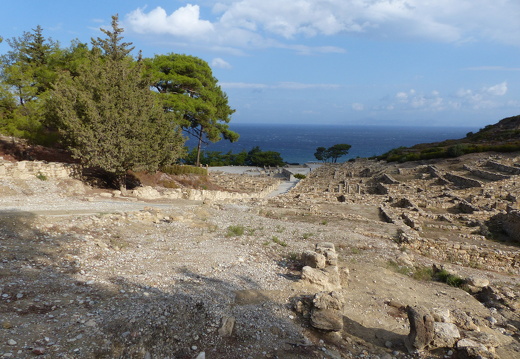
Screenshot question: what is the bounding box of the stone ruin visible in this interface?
[293,244,506,358]
[293,242,346,332]
[270,154,520,275]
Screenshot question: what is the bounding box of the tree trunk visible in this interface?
[195,125,204,167]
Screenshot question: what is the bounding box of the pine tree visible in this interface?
[50,16,183,187]
[146,53,238,166]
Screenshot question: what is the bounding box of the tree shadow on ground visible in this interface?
[342,316,407,353]
[0,210,325,358]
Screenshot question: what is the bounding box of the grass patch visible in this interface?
[386,260,413,276]
[412,266,434,281]
[226,225,245,237]
[386,262,465,288]
[351,247,362,255]
[36,172,48,181]
[271,236,287,247]
[434,269,465,288]
[302,232,314,239]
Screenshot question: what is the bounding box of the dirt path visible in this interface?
[1,176,519,358]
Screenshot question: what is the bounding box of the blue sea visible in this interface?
[187,123,476,164]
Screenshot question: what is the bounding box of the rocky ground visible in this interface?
[0,153,519,358]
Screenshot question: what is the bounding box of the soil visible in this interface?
[0,148,519,358]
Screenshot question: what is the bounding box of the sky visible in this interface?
[1,0,520,129]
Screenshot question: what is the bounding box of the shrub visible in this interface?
[226,225,245,237]
[412,266,434,281]
[434,269,465,288]
[293,173,306,180]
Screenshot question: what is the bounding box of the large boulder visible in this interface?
[405,305,434,352]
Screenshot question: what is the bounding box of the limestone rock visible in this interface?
[451,309,479,331]
[301,266,330,288]
[301,250,326,269]
[218,316,235,337]
[456,338,500,359]
[466,276,490,288]
[313,291,344,310]
[405,305,434,352]
[315,242,338,266]
[310,308,343,331]
[432,322,460,348]
[431,307,451,323]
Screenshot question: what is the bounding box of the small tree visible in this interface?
[49,15,184,187]
[246,146,285,167]
[314,147,327,162]
[0,26,62,142]
[314,144,351,163]
[327,144,352,163]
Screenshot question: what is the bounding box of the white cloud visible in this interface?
[485,81,508,96]
[396,92,408,102]
[126,5,214,38]
[453,81,510,109]
[392,89,444,110]
[125,1,520,52]
[211,58,232,69]
[352,103,364,111]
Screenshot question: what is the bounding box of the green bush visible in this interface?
[226,225,245,237]
[293,173,306,180]
[434,269,465,288]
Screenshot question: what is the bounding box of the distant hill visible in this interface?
[378,115,520,162]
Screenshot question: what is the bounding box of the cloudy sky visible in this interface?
[2,0,520,128]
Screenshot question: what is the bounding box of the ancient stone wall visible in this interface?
[487,161,520,175]
[463,165,510,181]
[444,173,483,188]
[0,159,77,179]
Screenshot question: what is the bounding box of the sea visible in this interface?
[187,123,477,165]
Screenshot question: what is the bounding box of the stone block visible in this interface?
[310,308,343,331]
[301,250,326,269]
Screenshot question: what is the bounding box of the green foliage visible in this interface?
[145,53,237,166]
[35,172,48,181]
[434,269,465,288]
[314,144,351,163]
[226,225,245,237]
[386,260,413,276]
[379,115,520,163]
[48,17,184,186]
[447,144,469,157]
[247,146,285,167]
[183,146,285,167]
[0,25,63,143]
[161,164,207,176]
[271,236,287,247]
[387,262,465,288]
[412,266,434,281]
[293,173,306,179]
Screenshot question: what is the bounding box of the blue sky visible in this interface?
[1,0,520,129]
